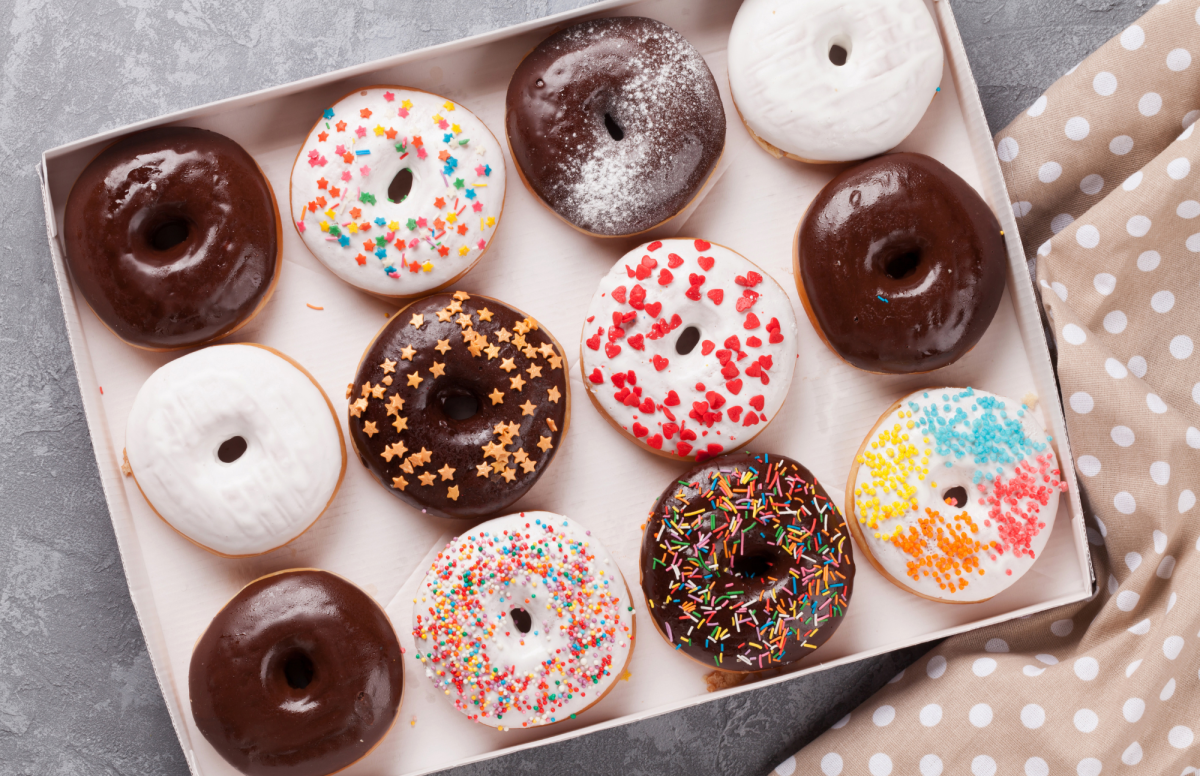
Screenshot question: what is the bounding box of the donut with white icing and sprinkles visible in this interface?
[413,512,635,729]
[581,239,798,462]
[291,87,505,297]
[348,291,569,520]
[847,388,1068,603]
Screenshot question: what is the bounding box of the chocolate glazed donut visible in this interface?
[348,291,570,520]
[795,153,1006,374]
[506,16,725,237]
[64,126,281,350]
[640,452,854,672]
[189,570,403,776]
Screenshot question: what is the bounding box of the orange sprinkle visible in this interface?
[306,303,324,311]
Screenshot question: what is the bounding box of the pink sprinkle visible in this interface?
[359,165,371,176]
[355,126,367,138]
[335,144,346,155]
[341,171,352,182]
[417,147,428,159]
[472,201,483,212]
[416,217,427,228]
[437,119,449,129]
[383,91,395,102]
[475,164,487,176]
[477,239,486,249]
[398,108,409,118]
[296,220,306,233]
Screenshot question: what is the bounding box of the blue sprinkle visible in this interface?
[374,217,387,227]
[338,235,350,247]
[484,164,492,176]
[323,108,334,119]
[465,189,477,200]
[375,248,387,259]
[355,149,370,156]
[443,132,454,143]
[877,295,889,303]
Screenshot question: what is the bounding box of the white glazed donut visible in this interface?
[290,87,506,297]
[412,512,635,729]
[580,239,798,462]
[124,344,345,557]
[847,388,1068,603]
[727,0,944,163]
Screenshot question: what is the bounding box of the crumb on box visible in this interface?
[1022,392,1039,410]
[705,670,753,693]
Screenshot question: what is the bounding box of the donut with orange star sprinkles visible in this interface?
[291,87,505,297]
[348,291,569,519]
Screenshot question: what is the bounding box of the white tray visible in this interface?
[38,1,1093,774]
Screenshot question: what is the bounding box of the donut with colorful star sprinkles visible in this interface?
[640,452,854,672]
[413,512,635,728]
[291,87,505,297]
[847,387,1068,603]
[581,238,798,462]
[348,291,569,519]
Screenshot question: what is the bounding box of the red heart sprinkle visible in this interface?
[707,289,723,305]
[676,441,693,457]
[766,317,781,333]
[641,255,657,269]
[605,341,621,358]
[658,269,673,285]
[758,355,773,371]
[652,355,669,371]
[629,284,646,309]
[639,398,654,413]
[688,273,706,286]
[705,391,726,409]
[627,334,645,350]
[644,301,662,318]
[662,423,679,439]
[611,373,627,388]
[725,378,743,394]
[685,286,702,301]
[724,336,741,351]
[646,241,662,252]
[746,336,762,348]
[670,314,682,329]
[647,434,664,449]
[632,422,648,438]
[694,382,706,391]
[635,264,651,280]
[769,331,784,344]
[735,297,753,313]
[701,340,715,355]
[697,255,714,271]
[589,368,604,383]
[667,253,684,268]
[665,390,680,406]
[695,443,723,462]
[586,334,601,350]
[611,286,627,303]
[727,406,743,422]
[625,265,636,278]
[749,395,765,411]
[694,240,711,251]
[745,362,761,378]
[721,363,739,379]
[744,313,761,329]
[743,411,760,427]
[626,370,637,385]
[612,312,624,327]
[680,428,697,441]
[608,326,624,340]
[716,349,731,365]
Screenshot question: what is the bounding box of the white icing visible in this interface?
[727,0,944,162]
[125,345,344,556]
[412,512,635,729]
[290,87,505,296]
[851,388,1065,602]
[581,239,798,460]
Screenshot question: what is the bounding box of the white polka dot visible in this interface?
[1077,224,1101,247]
[972,755,997,776]
[1117,590,1140,611]
[1126,551,1143,571]
[1168,591,1178,611]
[1151,460,1171,484]
[1038,239,1053,257]
[1051,281,1068,301]
[776,756,797,776]
[1051,213,1075,233]
[996,137,1019,162]
[985,638,1008,653]
[973,657,998,677]
[1028,95,1048,117]
[1077,455,1101,476]
[1127,215,1152,236]
[1112,426,1135,447]
[1088,526,1104,546]
[1103,310,1127,334]
[1147,393,1169,414]
[869,753,892,776]
[1189,427,1200,448]
[1070,392,1095,414]
[1115,492,1137,514]
[1178,200,1200,219]
[1122,741,1143,766]
[1039,161,1063,183]
[1168,48,1192,70]
[1097,516,1109,538]
[1080,174,1104,195]
[1140,92,1163,116]
[1052,619,1074,637]
[1181,490,1196,513]
[1137,250,1161,271]
[1013,201,1033,218]
[1075,656,1099,680]
[1104,359,1128,380]
[1129,618,1152,635]
[1168,157,1191,179]
[1195,383,1200,405]
[873,705,895,726]
[1066,116,1091,140]
[1124,697,1146,722]
[1023,665,1046,676]
[1171,335,1194,360]
[1162,677,1177,701]
[1110,134,1134,155]
[887,668,904,684]
[920,754,943,776]
[1189,233,1200,252]
[1169,726,1194,749]
[821,753,843,776]
[926,655,947,678]
[1121,24,1145,49]
[1063,323,1087,345]
[1129,356,1148,378]
[1093,273,1117,296]
[1037,653,1058,665]
[920,703,943,727]
[1185,109,1200,129]
[1152,290,1176,312]
[1154,529,1167,553]
[1022,704,1046,728]
[1026,757,1050,776]
[970,703,993,727]
[831,713,850,728]
[1093,71,1118,95]
[1159,555,1177,578]
[1123,170,1144,190]
[1074,708,1099,732]
[1127,659,1143,677]
[1164,635,1184,659]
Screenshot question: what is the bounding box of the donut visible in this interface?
[348,291,569,520]
[796,153,1006,374]
[291,87,505,297]
[505,17,725,237]
[63,126,281,350]
[640,452,854,672]
[412,512,635,728]
[847,388,1068,603]
[124,344,345,557]
[727,0,944,163]
[581,239,797,462]
[190,569,404,776]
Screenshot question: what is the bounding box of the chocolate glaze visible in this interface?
[640,452,854,672]
[189,570,403,776]
[63,126,279,349]
[505,17,725,236]
[797,153,1006,374]
[349,292,569,520]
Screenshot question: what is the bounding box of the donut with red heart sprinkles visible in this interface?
[580,239,798,461]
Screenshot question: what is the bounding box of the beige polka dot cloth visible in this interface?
[770,3,1200,775]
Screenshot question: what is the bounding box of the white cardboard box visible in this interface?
[38,1,1093,774]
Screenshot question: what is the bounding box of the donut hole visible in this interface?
[509,607,533,634]
[942,486,969,508]
[282,650,315,690]
[216,436,248,463]
[827,35,852,66]
[388,168,414,204]
[439,388,481,422]
[149,218,190,252]
[675,325,701,356]
[882,248,923,281]
[730,552,773,580]
[604,112,625,142]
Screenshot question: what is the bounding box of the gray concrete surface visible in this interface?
[0,1,1149,774]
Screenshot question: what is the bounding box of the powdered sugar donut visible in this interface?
[291,87,505,297]
[847,388,1067,603]
[727,0,944,163]
[581,239,798,461]
[412,512,635,729]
